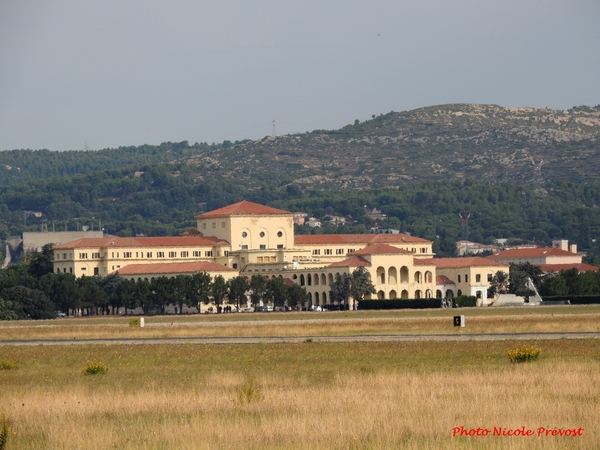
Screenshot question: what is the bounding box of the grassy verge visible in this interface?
[0,340,599,449]
[1,311,600,341]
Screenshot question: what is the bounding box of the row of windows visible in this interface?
[456,274,493,283]
[241,231,284,238]
[201,222,227,230]
[256,256,277,263]
[312,248,356,256]
[108,250,217,259]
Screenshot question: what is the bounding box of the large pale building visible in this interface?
[53,200,507,307]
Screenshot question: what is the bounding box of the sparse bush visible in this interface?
[359,365,375,374]
[508,346,541,363]
[0,412,9,450]
[83,361,109,375]
[453,296,477,308]
[237,377,261,404]
[129,318,140,327]
[0,361,18,370]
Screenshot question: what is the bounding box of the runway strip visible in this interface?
[2,332,600,346]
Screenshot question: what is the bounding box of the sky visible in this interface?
[1,0,599,152]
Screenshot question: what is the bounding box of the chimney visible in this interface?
[552,240,569,251]
[569,244,577,254]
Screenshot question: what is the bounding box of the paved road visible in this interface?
[2,332,600,346]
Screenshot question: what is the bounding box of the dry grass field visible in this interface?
[1,339,599,449]
[2,306,600,341]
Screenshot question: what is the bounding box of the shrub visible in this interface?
[507,346,541,363]
[83,361,109,375]
[237,377,261,404]
[453,296,477,308]
[129,318,140,327]
[0,361,18,370]
[0,412,9,450]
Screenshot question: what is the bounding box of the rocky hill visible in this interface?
[189,104,600,190]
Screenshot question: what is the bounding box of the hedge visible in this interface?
[358,298,441,310]
[542,296,600,305]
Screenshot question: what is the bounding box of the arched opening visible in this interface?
[446,289,454,298]
[377,267,385,284]
[414,271,422,283]
[307,274,312,286]
[425,271,433,283]
[292,274,298,280]
[400,266,409,283]
[389,290,397,299]
[308,292,312,305]
[436,289,442,298]
[457,289,462,296]
[322,292,327,303]
[388,267,397,285]
[377,290,385,299]
[328,273,334,285]
[401,289,409,299]
[300,274,305,286]
[415,290,422,299]
[425,289,432,298]
[314,273,319,286]
[315,292,320,304]
[321,274,327,285]
[476,291,482,299]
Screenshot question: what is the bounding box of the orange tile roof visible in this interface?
[540,263,599,273]
[295,233,430,245]
[420,257,508,269]
[113,261,236,276]
[488,247,577,259]
[196,200,291,219]
[353,243,413,255]
[54,235,229,250]
[436,275,455,285]
[327,256,371,268]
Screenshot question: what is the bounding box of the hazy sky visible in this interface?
[1,1,599,151]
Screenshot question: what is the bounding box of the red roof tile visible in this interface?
[353,243,413,255]
[54,235,229,250]
[113,261,236,276]
[294,234,430,245]
[488,247,578,259]
[420,257,508,269]
[327,256,371,268]
[540,263,599,273]
[436,275,455,285]
[196,201,291,218]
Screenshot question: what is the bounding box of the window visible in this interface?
[57,268,60,273]
[94,268,99,276]
[205,251,213,257]
[233,263,238,269]
[421,248,427,253]
[81,267,86,271]
[336,249,344,255]
[476,274,481,282]
[136,252,139,258]
[181,251,189,257]
[411,248,416,253]
[324,249,332,255]
[92,253,100,259]
[224,251,229,256]
[69,268,72,274]
[241,245,248,250]
[488,274,493,282]
[112,252,114,258]
[458,275,461,282]
[157,252,164,258]
[260,231,265,238]
[147,252,152,258]
[193,251,200,257]
[259,245,266,250]
[277,244,283,249]
[212,222,216,229]
[79,253,88,259]
[221,222,226,228]
[63,253,67,259]
[168,251,176,258]
[242,231,248,238]
[348,249,355,253]
[202,223,207,230]
[257,257,264,262]
[124,252,132,258]
[277,231,283,237]
[465,275,468,283]
[312,249,321,255]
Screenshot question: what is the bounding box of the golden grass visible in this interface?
[1,312,600,341]
[0,340,599,449]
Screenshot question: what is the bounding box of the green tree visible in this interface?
[266,277,289,308]
[249,274,268,308]
[329,273,351,307]
[0,297,19,321]
[288,283,309,308]
[0,286,56,320]
[228,276,248,311]
[349,267,376,307]
[211,275,228,310]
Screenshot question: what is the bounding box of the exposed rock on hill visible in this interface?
[190,104,600,190]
